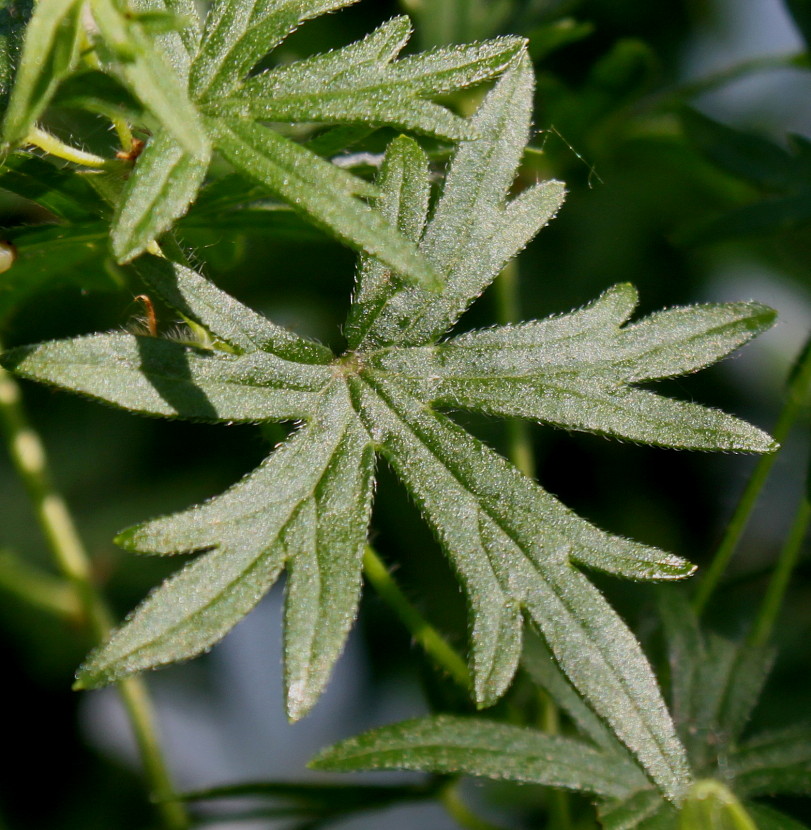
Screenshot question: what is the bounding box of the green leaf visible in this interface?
[1,0,82,150]
[1,333,331,422]
[678,780,757,830]
[685,193,811,244]
[177,780,435,813]
[76,381,375,722]
[311,714,648,799]
[370,284,777,451]
[399,0,513,47]
[0,153,106,221]
[90,0,209,160]
[207,115,441,289]
[356,55,566,349]
[190,0,357,102]
[526,18,594,61]
[728,727,811,797]
[349,375,692,801]
[659,591,775,769]
[130,0,202,70]
[111,128,208,263]
[0,0,34,118]
[212,17,524,140]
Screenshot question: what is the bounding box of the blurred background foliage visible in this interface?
[1,0,810,827]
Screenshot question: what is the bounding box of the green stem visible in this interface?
[0,361,189,830]
[440,782,507,830]
[362,546,470,691]
[694,334,811,616]
[749,494,811,647]
[111,116,135,154]
[25,126,110,168]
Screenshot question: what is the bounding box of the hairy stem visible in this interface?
[0,361,189,830]
[25,126,110,168]
[749,493,811,647]
[363,545,470,691]
[694,334,811,616]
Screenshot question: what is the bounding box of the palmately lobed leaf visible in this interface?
[0,48,779,808]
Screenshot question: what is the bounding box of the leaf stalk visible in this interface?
[362,545,470,691]
[749,493,811,647]
[25,125,110,167]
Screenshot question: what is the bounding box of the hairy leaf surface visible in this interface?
[311,715,648,798]
[210,17,524,140]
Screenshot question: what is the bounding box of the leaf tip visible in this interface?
[114,525,146,552]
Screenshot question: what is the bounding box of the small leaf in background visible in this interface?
[51,69,143,123]
[746,803,811,830]
[527,17,594,61]
[682,107,795,192]
[728,727,811,798]
[0,223,115,325]
[681,108,811,243]
[398,0,513,47]
[1,0,82,150]
[0,153,107,222]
